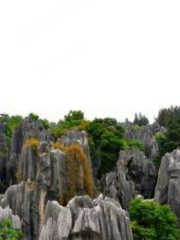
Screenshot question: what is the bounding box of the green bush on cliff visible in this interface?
[129,198,180,240]
[52,110,89,138]
[88,118,126,177]
[127,139,145,152]
[28,112,39,121]
[0,219,23,240]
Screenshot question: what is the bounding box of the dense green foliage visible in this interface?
[51,111,147,177]
[133,113,149,126]
[52,111,89,138]
[28,112,39,121]
[88,118,126,176]
[0,219,23,240]
[129,198,180,240]
[156,106,180,127]
[41,118,51,129]
[127,139,145,152]
[64,110,84,121]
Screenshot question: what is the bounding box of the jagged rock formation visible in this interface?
[39,195,133,240]
[155,149,180,224]
[124,121,162,159]
[58,129,95,190]
[0,205,21,230]
[0,129,95,240]
[7,117,53,186]
[102,149,156,208]
[0,122,8,193]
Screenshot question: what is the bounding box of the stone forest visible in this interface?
[0,108,180,240]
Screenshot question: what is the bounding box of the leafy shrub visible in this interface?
[88,118,126,177]
[127,139,145,152]
[52,111,89,139]
[131,125,141,131]
[28,113,39,121]
[129,198,180,240]
[0,219,23,240]
[64,110,84,121]
[42,118,51,129]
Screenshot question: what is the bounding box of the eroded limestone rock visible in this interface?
[155,149,180,224]
[102,149,156,208]
[39,195,133,240]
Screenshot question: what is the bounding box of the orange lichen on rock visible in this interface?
[25,138,40,151]
[53,142,67,152]
[15,168,23,182]
[54,142,94,205]
[27,181,37,190]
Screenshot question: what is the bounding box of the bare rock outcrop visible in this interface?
[155,149,180,224]
[124,121,162,159]
[102,149,156,208]
[39,195,133,240]
[0,130,95,240]
[0,122,8,193]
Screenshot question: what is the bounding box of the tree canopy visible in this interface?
[0,219,23,240]
[129,198,180,240]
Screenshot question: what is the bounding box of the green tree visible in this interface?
[0,219,23,240]
[88,118,126,176]
[28,112,39,121]
[129,198,180,240]
[133,113,149,126]
[64,110,84,121]
[52,111,88,138]
[156,106,180,127]
[156,111,180,165]
[42,118,51,129]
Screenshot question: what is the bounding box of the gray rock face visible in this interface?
[155,149,180,224]
[39,195,133,240]
[0,130,95,240]
[0,123,8,193]
[58,129,95,192]
[0,205,21,230]
[59,130,94,174]
[124,121,162,159]
[102,149,156,208]
[0,181,39,240]
[6,117,53,188]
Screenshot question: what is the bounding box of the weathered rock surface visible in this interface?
[0,122,8,193]
[0,129,95,240]
[39,195,133,240]
[102,149,156,208]
[7,117,53,186]
[124,121,162,159]
[155,149,180,224]
[59,130,94,177]
[0,205,21,230]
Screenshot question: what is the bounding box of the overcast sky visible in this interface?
[0,1,180,123]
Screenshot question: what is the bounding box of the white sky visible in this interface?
[0,1,180,123]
